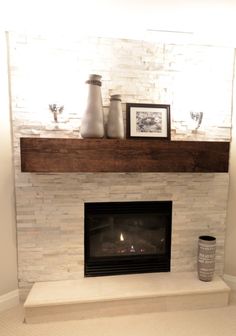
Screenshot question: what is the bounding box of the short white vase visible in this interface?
[107,94,124,139]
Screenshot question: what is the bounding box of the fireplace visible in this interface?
[84,201,172,277]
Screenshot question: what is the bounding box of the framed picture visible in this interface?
[126,103,171,140]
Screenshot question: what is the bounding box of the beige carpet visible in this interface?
[1,292,236,336]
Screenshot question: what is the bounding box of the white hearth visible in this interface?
[24,272,230,323]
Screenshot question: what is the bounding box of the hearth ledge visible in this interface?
[24,272,230,323]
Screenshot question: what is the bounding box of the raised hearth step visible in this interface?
[24,272,230,323]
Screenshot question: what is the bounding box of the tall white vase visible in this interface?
[80,74,105,138]
[107,94,124,139]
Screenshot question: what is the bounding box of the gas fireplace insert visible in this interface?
[84,201,172,277]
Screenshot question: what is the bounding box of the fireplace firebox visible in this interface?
[84,201,172,277]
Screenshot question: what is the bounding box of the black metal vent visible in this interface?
[84,201,172,277]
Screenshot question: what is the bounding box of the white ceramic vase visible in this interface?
[107,94,124,139]
[80,74,105,138]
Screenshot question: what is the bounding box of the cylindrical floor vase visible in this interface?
[198,235,216,282]
[80,74,105,138]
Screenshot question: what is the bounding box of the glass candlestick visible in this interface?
[190,111,203,130]
[49,104,64,123]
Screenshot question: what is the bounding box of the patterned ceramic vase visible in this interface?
[107,94,124,139]
[198,235,216,281]
[80,74,105,138]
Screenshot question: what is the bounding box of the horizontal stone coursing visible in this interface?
[16,172,228,298]
[8,32,234,141]
[8,32,230,298]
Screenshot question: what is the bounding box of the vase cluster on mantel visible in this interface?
[80,74,124,139]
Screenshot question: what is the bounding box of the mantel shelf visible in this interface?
[20,137,230,173]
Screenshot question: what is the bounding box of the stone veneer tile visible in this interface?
[14,171,229,298]
[8,31,234,142]
[8,32,231,298]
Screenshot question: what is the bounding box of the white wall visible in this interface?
[225,51,236,277]
[0,31,18,296]
[1,0,236,46]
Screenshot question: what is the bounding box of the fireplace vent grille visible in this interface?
[85,257,170,277]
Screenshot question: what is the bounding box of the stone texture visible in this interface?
[8,32,234,141]
[15,171,229,298]
[7,32,231,298]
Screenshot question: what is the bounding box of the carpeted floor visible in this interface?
[0,292,236,336]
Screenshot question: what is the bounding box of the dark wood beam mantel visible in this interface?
[20,137,230,173]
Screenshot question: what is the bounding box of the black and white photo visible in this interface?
[126,103,171,139]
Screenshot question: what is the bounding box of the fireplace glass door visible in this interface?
[84,201,172,277]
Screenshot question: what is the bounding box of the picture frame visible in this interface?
[126,103,171,140]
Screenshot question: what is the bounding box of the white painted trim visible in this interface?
[223,274,236,290]
[0,289,19,312]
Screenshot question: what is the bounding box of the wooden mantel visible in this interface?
[20,137,230,173]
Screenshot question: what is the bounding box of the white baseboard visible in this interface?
[0,289,19,312]
[223,274,236,291]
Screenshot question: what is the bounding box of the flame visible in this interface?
[120,233,124,241]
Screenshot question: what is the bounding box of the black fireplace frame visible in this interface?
[84,201,172,277]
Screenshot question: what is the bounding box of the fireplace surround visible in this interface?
[4,31,232,301]
[84,201,172,277]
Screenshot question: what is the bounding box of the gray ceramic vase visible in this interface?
[198,235,216,281]
[107,94,124,139]
[80,74,105,138]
